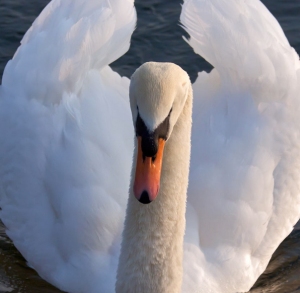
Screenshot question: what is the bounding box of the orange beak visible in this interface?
[133,137,165,204]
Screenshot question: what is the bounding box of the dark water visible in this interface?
[0,0,300,292]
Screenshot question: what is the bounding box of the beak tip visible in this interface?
[138,190,152,204]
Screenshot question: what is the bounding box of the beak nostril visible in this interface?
[152,155,156,163]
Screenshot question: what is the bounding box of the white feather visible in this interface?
[0,0,300,292]
[0,0,135,292]
[181,0,300,292]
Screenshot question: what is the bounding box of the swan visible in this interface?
[0,0,300,292]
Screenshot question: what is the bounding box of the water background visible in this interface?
[0,0,300,292]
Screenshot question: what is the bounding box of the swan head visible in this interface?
[129,62,190,204]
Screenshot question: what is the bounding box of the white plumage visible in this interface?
[0,1,135,292]
[182,0,300,292]
[0,0,299,292]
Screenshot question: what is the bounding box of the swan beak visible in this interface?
[134,137,165,204]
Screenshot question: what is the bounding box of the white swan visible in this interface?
[0,0,300,292]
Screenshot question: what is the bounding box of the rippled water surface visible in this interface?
[0,0,300,292]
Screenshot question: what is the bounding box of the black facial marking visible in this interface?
[136,108,172,158]
[155,107,172,141]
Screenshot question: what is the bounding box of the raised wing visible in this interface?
[0,0,136,292]
[181,0,300,292]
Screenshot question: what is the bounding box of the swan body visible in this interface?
[0,0,300,293]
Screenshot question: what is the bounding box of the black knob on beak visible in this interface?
[141,135,158,158]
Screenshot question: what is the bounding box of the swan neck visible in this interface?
[116,84,193,293]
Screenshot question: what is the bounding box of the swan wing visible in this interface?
[181,0,300,292]
[0,0,136,292]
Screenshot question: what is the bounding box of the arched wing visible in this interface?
[181,0,300,292]
[0,0,136,292]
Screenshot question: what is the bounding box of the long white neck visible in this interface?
[116,85,193,293]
